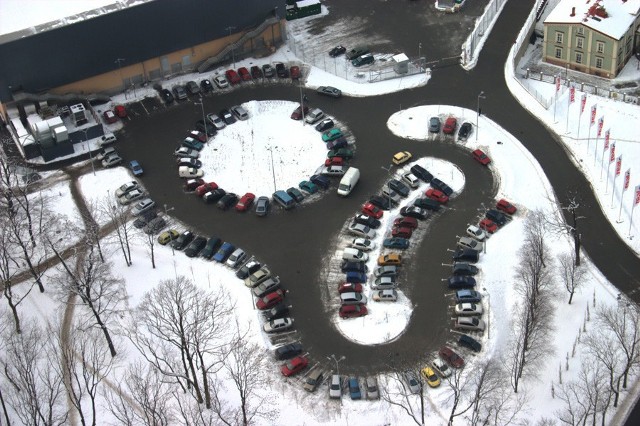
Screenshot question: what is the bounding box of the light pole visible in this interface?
[164,204,175,256]
[482,287,491,339]
[418,42,423,71]
[82,128,95,176]
[476,91,486,141]
[380,165,394,208]
[115,58,125,92]
[194,99,206,134]
[266,147,277,192]
[328,354,345,376]
[225,26,237,68]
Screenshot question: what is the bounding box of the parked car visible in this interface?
[348,223,376,239]
[425,188,449,204]
[160,89,174,104]
[217,193,238,210]
[458,334,482,352]
[206,113,226,130]
[178,157,202,169]
[118,188,144,205]
[351,53,374,67]
[329,374,342,399]
[383,237,410,250]
[133,209,157,228]
[225,69,241,85]
[291,104,309,120]
[414,197,441,211]
[430,178,454,196]
[171,230,194,250]
[213,75,229,88]
[341,261,366,273]
[439,346,465,368]
[455,302,483,316]
[305,108,324,124]
[431,358,452,378]
[274,343,303,360]
[275,62,289,78]
[256,289,285,310]
[447,275,477,289]
[345,271,366,284]
[456,289,482,304]
[421,367,440,388]
[286,187,305,202]
[428,116,441,133]
[203,189,226,204]
[400,206,428,220]
[455,316,485,332]
[200,237,222,260]
[219,109,236,124]
[266,306,288,323]
[250,65,263,79]
[388,179,410,197]
[443,116,457,134]
[281,356,308,377]
[290,65,301,80]
[178,166,203,179]
[213,242,235,262]
[255,196,270,216]
[368,195,391,210]
[230,105,249,120]
[329,45,346,57]
[392,151,412,165]
[496,198,517,214]
[479,218,498,233]
[339,304,368,318]
[405,372,421,394]
[322,128,343,142]
[97,146,117,161]
[315,118,334,132]
[200,79,213,92]
[458,122,472,140]
[452,248,480,263]
[377,253,402,266]
[310,174,330,190]
[361,202,383,219]
[373,265,399,278]
[327,148,353,160]
[115,181,139,197]
[342,248,368,262]
[157,229,179,245]
[338,283,363,294]
[346,45,369,60]
[394,216,418,229]
[263,317,293,333]
[466,225,487,242]
[103,110,117,124]
[174,147,200,159]
[402,172,420,189]
[187,130,207,143]
[410,164,433,182]
[316,86,342,98]
[245,266,271,288]
[184,236,207,257]
[101,154,122,168]
[353,214,380,229]
[371,277,397,290]
[299,180,318,194]
[185,81,200,95]
[472,148,491,165]
[143,216,166,235]
[366,377,379,400]
[452,262,479,276]
[349,378,362,400]
[486,209,508,226]
[235,193,255,212]
[172,85,188,100]
[326,137,350,150]
[262,64,275,78]
[303,368,324,392]
[238,67,251,81]
[235,259,261,279]
[131,198,155,216]
[319,165,346,175]
[349,238,376,252]
[226,248,247,268]
[391,226,412,239]
[340,292,367,305]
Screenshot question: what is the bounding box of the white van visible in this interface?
[337,167,360,196]
[178,166,204,178]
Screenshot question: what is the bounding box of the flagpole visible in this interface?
[618,169,630,223]
[593,134,599,166]
[629,185,639,239]
[600,129,610,181]
[566,84,572,133]
[577,93,586,141]
[605,143,615,194]
[611,155,621,207]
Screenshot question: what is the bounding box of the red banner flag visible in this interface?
[616,156,622,176]
[590,104,597,125]
[569,86,575,103]
[580,94,587,114]
[624,169,631,191]
[635,185,640,206]
[604,129,610,150]
[610,143,616,163]
[597,117,604,137]
[555,76,561,92]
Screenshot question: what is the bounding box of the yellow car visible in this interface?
[157,229,179,245]
[421,367,441,388]
[377,253,402,266]
[392,151,412,165]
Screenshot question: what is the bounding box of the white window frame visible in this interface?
[576,37,584,49]
[556,31,564,44]
[576,26,584,35]
[596,41,604,53]
[555,47,563,59]
[595,57,603,69]
[575,52,582,64]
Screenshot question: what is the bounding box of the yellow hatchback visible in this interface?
[392,151,412,165]
[421,367,441,388]
[157,229,179,245]
[377,253,402,266]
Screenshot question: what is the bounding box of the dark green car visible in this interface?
[327,148,353,160]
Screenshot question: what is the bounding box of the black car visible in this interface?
[329,45,346,57]
[315,118,334,132]
[172,231,195,250]
[310,174,330,190]
[172,85,188,100]
[353,215,381,229]
[316,86,342,98]
[184,236,207,257]
[286,187,305,202]
[341,260,367,273]
[326,137,349,150]
[368,195,391,210]
[274,342,303,360]
[410,164,433,183]
[262,64,275,78]
[413,197,441,211]
[236,259,262,279]
[219,109,236,124]
[203,188,226,203]
[452,248,480,263]
[458,122,472,141]
[388,179,410,197]
[486,209,508,226]
[275,62,289,78]
[143,217,167,235]
[195,120,216,137]
[265,303,290,321]
[217,193,238,210]
[400,206,428,220]
[185,81,200,95]
[458,334,482,352]
[430,178,453,196]
[250,65,263,79]
[200,79,213,92]
[447,275,476,289]
[200,237,222,259]
[177,158,202,169]
[160,89,174,104]
[452,262,479,276]
[132,209,158,229]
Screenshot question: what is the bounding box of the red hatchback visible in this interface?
[238,67,251,81]
[443,117,457,134]
[361,202,383,219]
[195,182,219,197]
[103,110,118,124]
[113,105,127,118]
[281,356,308,377]
[290,105,309,120]
[184,178,205,192]
[472,149,491,165]
[325,157,344,167]
[496,198,517,214]
[425,188,449,204]
[188,130,207,143]
[479,218,498,234]
[338,283,363,294]
[439,346,465,368]
[339,304,368,319]
[225,69,241,85]
[256,289,285,310]
[235,192,256,212]
[392,226,413,239]
[393,217,418,230]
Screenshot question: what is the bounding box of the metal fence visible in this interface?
[461,0,509,67]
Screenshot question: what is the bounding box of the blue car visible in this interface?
[299,180,318,194]
[129,160,143,176]
[383,237,410,250]
[345,271,366,284]
[348,377,361,400]
[213,242,235,263]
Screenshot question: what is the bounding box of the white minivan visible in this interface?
[337,167,360,196]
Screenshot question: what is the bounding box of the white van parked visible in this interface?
[337,167,360,196]
[178,166,204,178]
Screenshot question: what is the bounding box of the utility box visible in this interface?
[392,53,409,74]
[286,0,321,20]
[70,103,88,126]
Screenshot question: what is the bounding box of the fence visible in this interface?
[461,0,509,68]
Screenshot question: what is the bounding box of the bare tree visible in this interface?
[524,209,548,268]
[446,365,467,425]
[558,252,586,304]
[51,243,126,357]
[545,192,584,266]
[138,228,157,269]
[583,330,625,407]
[101,195,133,267]
[380,367,425,426]
[127,276,236,409]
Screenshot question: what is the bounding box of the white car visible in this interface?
[213,75,229,88]
[348,223,376,239]
[371,276,397,290]
[98,133,117,147]
[454,302,483,316]
[263,318,294,333]
[304,108,324,124]
[466,225,487,242]
[118,188,144,205]
[115,181,139,197]
[101,153,122,168]
[96,146,117,161]
[372,289,398,302]
[178,166,204,178]
[226,248,246,268]
[431,358,452,378]
[457,237,483,252]
[206,113,226,130]
[401,172,420,189]
[319,165,346,176]
[230,105,249,120]
[349,238,376,252]
[342,248,368,262]
[329,374,342,399]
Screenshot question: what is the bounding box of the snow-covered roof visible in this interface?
[0,0,154,40]
[545,0,640,40]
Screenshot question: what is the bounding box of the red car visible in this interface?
[188,130,207,143]
[425,188,449,204]
[256,289,285,310]
[238,67,251,81]
[392,226,413,239]
[472,149,491,165]
[103,110,118,124]
[290,66,301,80]
[225,69,241,85]
[479,218,498,234]
[361,202,383,219]
[439,346,465,368]
[184,178,205,192]
[496,198,517,214]
[290,105,309,120]
[113,105,127,118]
[393,217,418,230]
[443,117,457,134]
[281,356,308,377]
[235,192,256,212]
[338,283,363,294]
[325,157,344,167]
[195,182,219,197]
[339,304,368,319]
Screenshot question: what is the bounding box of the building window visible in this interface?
[576,37,584,49]
[576,26,584,35]
[555,47,562,59]
[576,53,582,64]
[596,41,604,53]
[595,57,603,69]
[556,31,564,44]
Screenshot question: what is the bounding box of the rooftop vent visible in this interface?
[571,6,576,16]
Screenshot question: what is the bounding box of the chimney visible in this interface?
[571,7,576,16]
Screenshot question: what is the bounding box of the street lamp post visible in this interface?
[225,26,237,68]
[482,287,491,339]
[194,99,206,134]
[164,204,175,256]
[82,128,96,176]
[266,147,277,192]
[380,165,394,208]
[476,91,486,141]
[328,354,345,376]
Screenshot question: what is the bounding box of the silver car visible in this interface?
[371,276,397,290]
[101,153,122,168]
[226,248,247,268]
[131,198,156,216]
[206,113,226,130]
[365,377,379,400]
[340,292,367,305]
[348,223,376,239]
[230,105,249,120]
[373,265,398,278]
[405,372,421,394]
[455,316,486,331]
[115,180,139,197]
[118,188,144,205]
[431,358,452,378]
[329,374,342,399]
[372,289,398,302]
[213,75,229,88]
[457,237,484,252]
